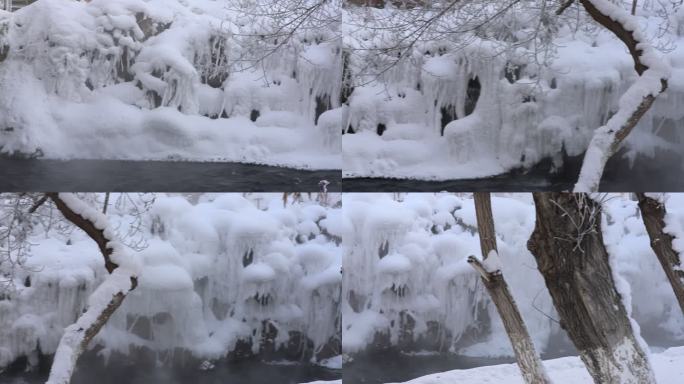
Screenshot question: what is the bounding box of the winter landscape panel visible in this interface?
[341,0,684,192]
[0,0,341,190]
[342,192,684,384]
[0,192,342,384]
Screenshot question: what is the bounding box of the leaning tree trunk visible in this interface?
[467,192,550,384]
[573,0,669,192]
[45,193,139,384]
[636,193,684,315]
[528,192,655,384]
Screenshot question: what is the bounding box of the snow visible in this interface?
[0,0,340,169]
[242,262,277,283]
[316,354,342,370]
[389,345,684,384]
[661,194,684,275]
[483,250,502,273]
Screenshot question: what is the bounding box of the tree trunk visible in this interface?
[469,192,550,384]
[574,0,669,191]
[636,193,684,315]
[528,192,655,384]
[45,193,138,384]
[102,192,110,215]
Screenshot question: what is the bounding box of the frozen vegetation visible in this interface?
[342,193,684,357]
[0,0,341,169]
[342,1,684,180]
[0,193,342,373]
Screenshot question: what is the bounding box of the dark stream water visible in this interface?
[343,351,514,384]
[343,151,684,192]
[344,327,684,384]
[0,158,341,192]
[1,356,340,384]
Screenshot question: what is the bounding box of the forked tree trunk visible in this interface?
[468,192,550,384]
[636,193,684,315]
[46,193,138,384]
[574,0,669,191]
[528,192,655,384]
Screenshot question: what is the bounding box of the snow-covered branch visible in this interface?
[45,193,140,384]
[574,0,670,192]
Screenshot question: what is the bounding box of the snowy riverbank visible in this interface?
[390,346,684,384]
[0,0,341,169]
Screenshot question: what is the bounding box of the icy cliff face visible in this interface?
[0,0,341,167]
[0,193,342,369]
[342,193,684,357]
[342,3,684,179]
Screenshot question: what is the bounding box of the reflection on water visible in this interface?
[0,158,341,192]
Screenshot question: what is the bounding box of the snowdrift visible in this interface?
[0,0,341,169]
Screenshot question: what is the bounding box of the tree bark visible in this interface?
[528,193,655,384]
[574,0,669,191]
[47,193,118,273]
[636,193,684,315]
[45,193,138,384]
[102,192,110,215]
[470,192,550,384]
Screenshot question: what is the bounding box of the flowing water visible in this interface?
[0,158,341,192]
[1,354,341,384]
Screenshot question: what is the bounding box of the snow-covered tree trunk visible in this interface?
[528,192,655,384]
[468,192,550,384]
[636,193,684,315]
[45,193,140,384]
[573,0,670,192]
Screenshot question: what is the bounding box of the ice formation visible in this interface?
[0,193,342,371]
[342,2,684,180]
[0,0,341,169]
[342,193,684,358]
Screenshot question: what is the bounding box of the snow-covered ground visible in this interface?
[0,0,341,169]
[342,2,684,180]
[0,193,342,370]
[342,193,684,356]
[390,345,684,384]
